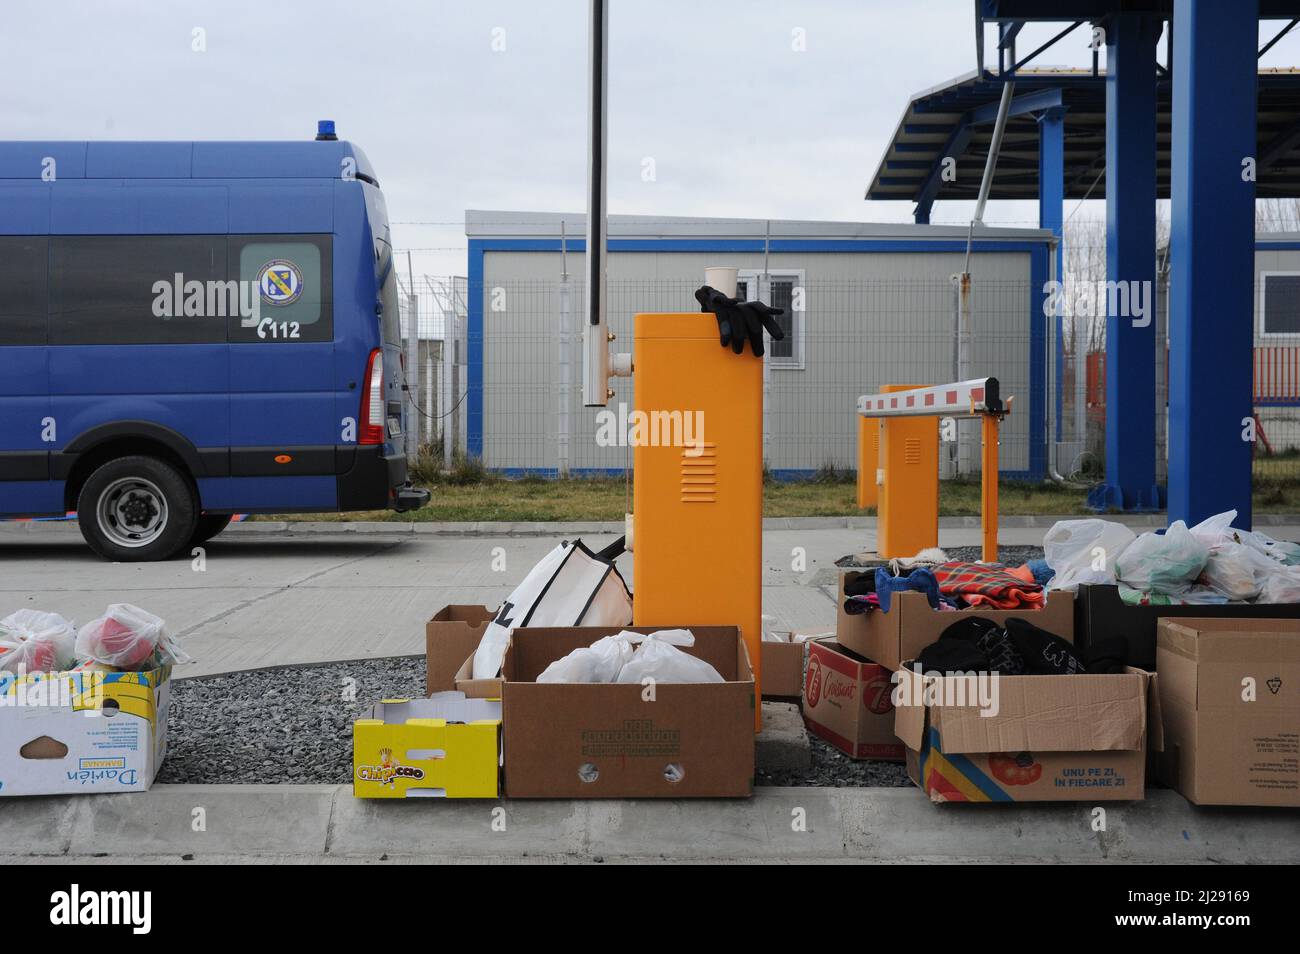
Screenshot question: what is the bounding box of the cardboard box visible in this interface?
[426,605,495,695]
[802,639,903,760]
[837,571,1074,671]
[1076,583,1300,671]
[1156,618,1299,807]
[761,639,806,700]
[501,626,755,798]
[894,664,1158,802]
[0,667,171,796]
[453,653,504,700]
[353,692,501,799]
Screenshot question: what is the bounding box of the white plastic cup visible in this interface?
[703,266,738,298]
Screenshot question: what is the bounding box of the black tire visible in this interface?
[77,455,199,562]
[190,513,233,546]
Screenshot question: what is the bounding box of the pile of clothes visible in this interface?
[916,616,1128,676]
[1042,510,1300,606]
[845,550,1056,615]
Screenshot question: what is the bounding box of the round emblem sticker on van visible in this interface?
[257,259,304,306]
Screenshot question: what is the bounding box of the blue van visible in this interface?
[0,123,428,561]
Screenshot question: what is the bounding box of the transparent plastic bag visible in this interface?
[537,631,637,684]
[0,610,77,673]
[1258,565,1300,604]
[1201,542,1277,601]
[75,603,189,670]
[1043,519,1135,590]
[1115,521,1208,595]
[615,629,724,685]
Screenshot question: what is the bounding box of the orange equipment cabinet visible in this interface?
[875,385,939,559]
[632,312,763,727]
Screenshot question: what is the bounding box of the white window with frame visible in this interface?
[1259,271,1300,338]
[736,268,805,369]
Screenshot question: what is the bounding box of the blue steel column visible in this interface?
[1167,0,1258,526]
[1088,14,1164,511]
[1038,105,1066,446]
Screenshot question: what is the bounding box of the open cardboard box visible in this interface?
[1157,617,1300,807]
[761,634,816,700]
[894,662,1159,803]
[426,605,495,695]
[0,667,171,797]
[353,692,501,799]
[837,570,1074,671]
[500,625,755,798]
[803,639,903,760]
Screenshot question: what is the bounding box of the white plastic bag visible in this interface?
[473,538,632,679]
[1190,509,1300,567]
[1201,542,1277,601]
[615,629,724,685]
[0,610,77,673]
[75,603,189,670]
[1258,565,1300,603]
[537,631,637,684]
[1114,521,1208,595]
[1043,519,1136,590]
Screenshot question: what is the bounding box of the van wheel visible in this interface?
[77,456,198,562]
[190,513,233,545]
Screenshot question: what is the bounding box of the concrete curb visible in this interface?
[2,785,1295,863]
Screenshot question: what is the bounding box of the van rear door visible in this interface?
[226,232,338,511]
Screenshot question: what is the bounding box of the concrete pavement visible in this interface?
[2,784,1294,864]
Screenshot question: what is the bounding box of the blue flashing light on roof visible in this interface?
[316,119,337,141]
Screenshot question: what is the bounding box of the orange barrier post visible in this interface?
[981,412,999,563]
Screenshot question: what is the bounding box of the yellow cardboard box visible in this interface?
[353,692,501,799]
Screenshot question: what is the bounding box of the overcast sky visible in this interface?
[4,2,1297,279]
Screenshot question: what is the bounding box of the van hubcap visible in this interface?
[97,478,168,548]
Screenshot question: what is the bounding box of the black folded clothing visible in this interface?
[1082,636,1129,674]
[1004,617,1086,676]
[844,574,876,597]
[917,616,1025,675]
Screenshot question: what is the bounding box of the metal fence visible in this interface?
[397,272,1049,481]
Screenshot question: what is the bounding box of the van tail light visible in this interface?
[359,348,385,445]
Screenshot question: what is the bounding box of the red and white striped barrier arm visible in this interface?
[855,377,1005,418]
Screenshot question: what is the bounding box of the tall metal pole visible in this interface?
[405,251,420,462]
[582,0,610,407]
[558,221,572,476]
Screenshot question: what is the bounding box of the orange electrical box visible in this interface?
[632,313,763,728]
[856,414,880,509]
[876,384,939,559]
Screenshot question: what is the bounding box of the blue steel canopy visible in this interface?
[864,67,1300,207]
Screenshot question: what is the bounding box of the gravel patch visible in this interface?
[158,656,910,788]
[157,656,425,785]
[757,735,910,788]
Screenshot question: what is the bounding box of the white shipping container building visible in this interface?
[465,210,1058,480]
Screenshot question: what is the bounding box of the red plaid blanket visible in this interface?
[931,562,1044,609]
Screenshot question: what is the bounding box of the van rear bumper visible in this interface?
[336,445,429,512]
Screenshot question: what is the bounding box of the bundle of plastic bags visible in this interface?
[0,603,189,674]
[536,628,724,685]
[1046,509,1300,604]
[0,610,78,673]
